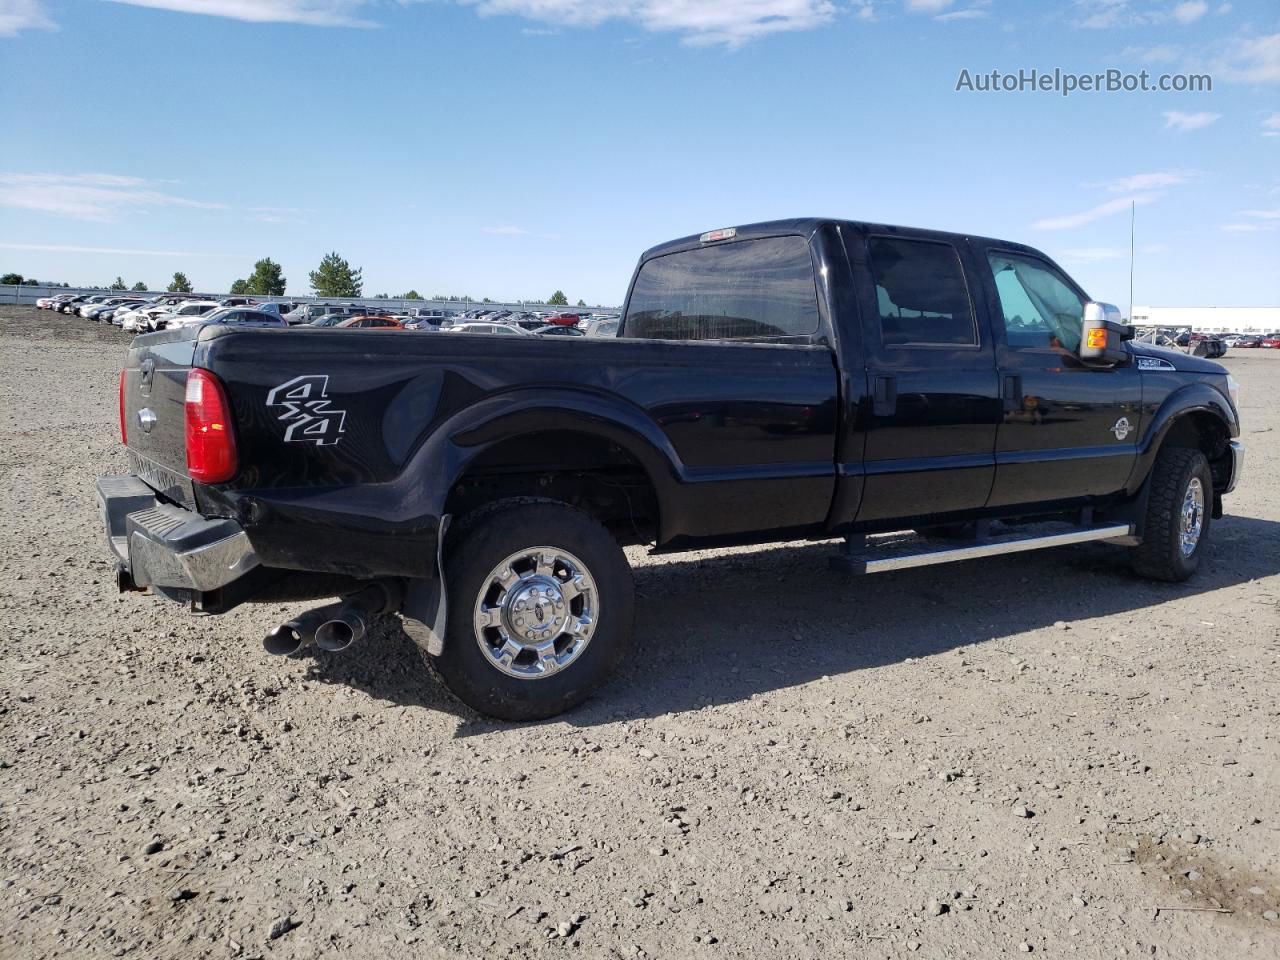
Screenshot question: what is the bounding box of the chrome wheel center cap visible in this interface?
[504,577,565,642]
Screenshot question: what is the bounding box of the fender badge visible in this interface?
[1111,416,1131,441]
[266,375,347,445]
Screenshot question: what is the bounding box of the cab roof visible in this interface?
[637,217,1050,264]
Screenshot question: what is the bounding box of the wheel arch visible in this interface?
[427,387,682,546]
[1126,383,1237,497]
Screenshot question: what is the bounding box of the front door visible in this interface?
[977,246,1143,508]
[847,230,1002,523]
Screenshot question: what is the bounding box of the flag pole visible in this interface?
[1128,201,1135,322]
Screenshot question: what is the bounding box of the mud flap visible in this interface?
[401,516,450,656]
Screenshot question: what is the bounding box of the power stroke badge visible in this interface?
[267,375,347,445]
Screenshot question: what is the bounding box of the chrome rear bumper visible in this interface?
[96,475,258,593]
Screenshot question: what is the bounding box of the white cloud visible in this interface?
[483,225,532,235]
[106,0,841,44]
[1219,32,1280,84]
[1220,222,1271,232]
[904,0,952,11]
[934,7,987,22]
[1032,195,1154,231]
[103,1,378,27]
[1074,0,1129,30]
[0,0,56,36]
[1104,170,1196,192]
[1264,113,1280,136]
[476,1,838,47]
[0,242,234,257]
[1171,1,1206,24]
[0,172,225,222]
[1162,110,1221,132]
[1240,208,1280,219]
[1120,44,1180,63]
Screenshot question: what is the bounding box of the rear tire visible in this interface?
[1130,447,1213,582]
[431,498,634,721]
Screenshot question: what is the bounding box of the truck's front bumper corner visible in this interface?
[97,475,259,594]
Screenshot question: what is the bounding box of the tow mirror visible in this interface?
[1079,302,1134,366]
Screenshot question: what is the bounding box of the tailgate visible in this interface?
[120,327,200,507]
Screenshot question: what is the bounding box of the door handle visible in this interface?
[1002,374,1022,413]
[873,375,897,417]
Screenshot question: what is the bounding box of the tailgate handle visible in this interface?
[872,375,897,417]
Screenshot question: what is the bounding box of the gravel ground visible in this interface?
[1,305,1278,960]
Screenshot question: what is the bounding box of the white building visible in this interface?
[1130,306,1280,334]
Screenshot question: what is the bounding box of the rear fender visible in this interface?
[417,386,684,529]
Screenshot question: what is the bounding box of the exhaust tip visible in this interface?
[315,615,364,652]
[263,623,308,656]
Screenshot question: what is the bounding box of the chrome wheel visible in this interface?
[1179,476,1204,557]
[471,546,598,680]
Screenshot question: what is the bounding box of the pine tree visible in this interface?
[309,252,363,297]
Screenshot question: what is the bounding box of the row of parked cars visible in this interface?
[1221,333,1280,348]
[35,293,623,338]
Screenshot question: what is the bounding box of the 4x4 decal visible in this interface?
[266,375,347,445]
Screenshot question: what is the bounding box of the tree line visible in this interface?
[7,252,597,307]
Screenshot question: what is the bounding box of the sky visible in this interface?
[0,0,1277,308]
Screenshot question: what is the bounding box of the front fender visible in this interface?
[1124,381,1238,495]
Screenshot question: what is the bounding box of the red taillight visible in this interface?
[185,368,237,484]
[118,369,128,445]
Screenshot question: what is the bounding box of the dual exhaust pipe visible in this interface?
[262,582,401,657]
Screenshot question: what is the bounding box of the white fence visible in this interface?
[1,284,619,314]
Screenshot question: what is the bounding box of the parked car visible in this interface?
[166,307,286,330]
[98,217,1244,721]
[150,300,221,330]
[60,295,94,314]
[533,324,585,337]
[218,297,259,307]
[1262,335,1280,349]
[334,315,404,330]
[93,299,147,322]
[445,322,533,336]
[284,304,370,326]
[251,301,303,319]
[543,312,582,327]
[75,296,114,317]
[84,298,140,321]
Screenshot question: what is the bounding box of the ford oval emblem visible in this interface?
[137,408,157,433]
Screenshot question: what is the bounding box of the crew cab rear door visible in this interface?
[844,228,1001,522]
[973,244,1143,508]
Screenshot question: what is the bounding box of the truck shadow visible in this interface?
[300,513,1280,729]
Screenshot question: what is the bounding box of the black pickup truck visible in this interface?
[98,218,1244,720]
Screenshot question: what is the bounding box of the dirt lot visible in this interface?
[1,305,1277,960]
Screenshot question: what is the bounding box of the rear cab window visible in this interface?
[622,235,820,342]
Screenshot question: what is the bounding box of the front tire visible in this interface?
[1130,447,1213,582]
[432,499,634,721]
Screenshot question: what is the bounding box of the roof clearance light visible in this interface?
[699,227,737,243]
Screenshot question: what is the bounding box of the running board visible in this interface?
[828,523,1133,575]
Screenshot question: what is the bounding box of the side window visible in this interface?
[624,235,819,341]
[987,252,1084,352]
[866,236,976,346]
